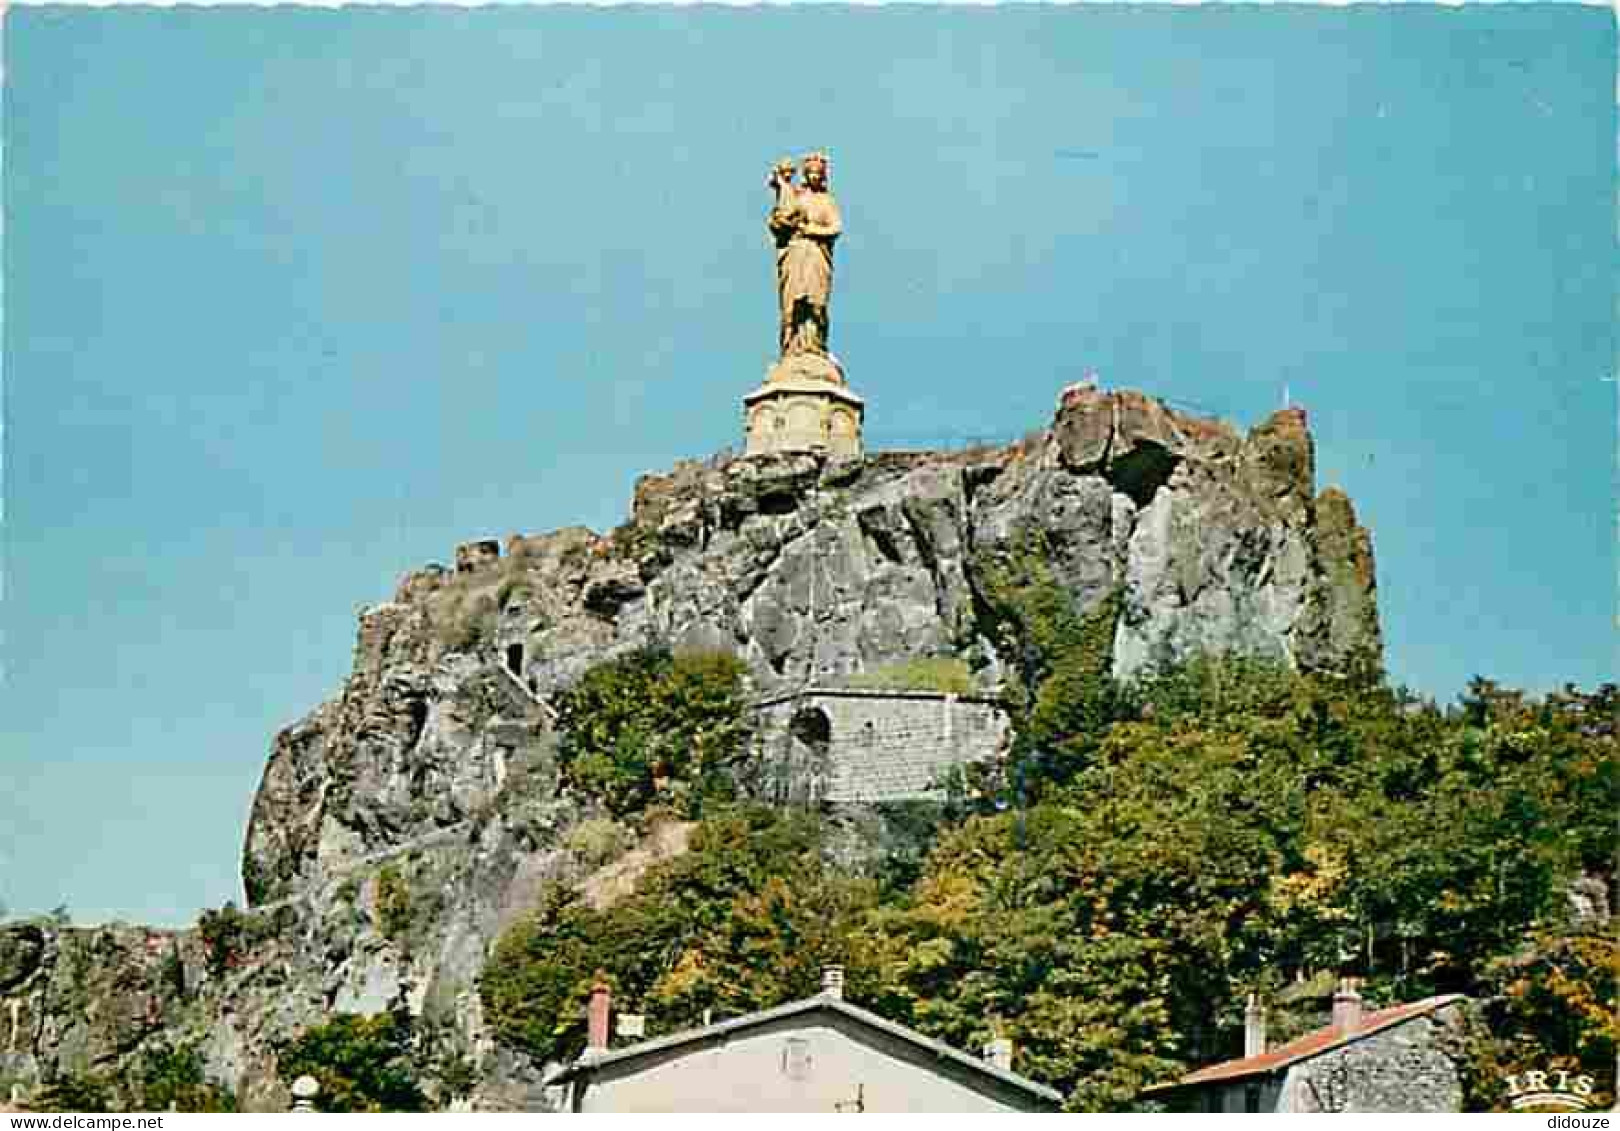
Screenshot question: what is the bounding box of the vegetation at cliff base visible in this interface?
[1460,925,1618,1107]
[481,806,874,1064]
[34,1072,115,1113]
[136,1043,236,1112]
[490,652,1615,1111]
[277,1011,427,1113]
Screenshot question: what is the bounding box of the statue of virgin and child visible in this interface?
[767,152,843,378]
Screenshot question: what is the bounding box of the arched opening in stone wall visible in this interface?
[506,643,524,678]
[783,705,832,804]
[790,705,831,747]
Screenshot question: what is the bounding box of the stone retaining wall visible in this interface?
[750,687,1009,803]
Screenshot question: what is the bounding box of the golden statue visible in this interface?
[767,152,842,360]
[744,150,864,457]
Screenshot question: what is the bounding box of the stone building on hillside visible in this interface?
[546,968,1062,1112]
[747,686,1010,804]
[1144,981,1467,1113]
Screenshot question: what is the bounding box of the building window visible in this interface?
[1244,1083,1262,1113]
[782,1037,812,1081]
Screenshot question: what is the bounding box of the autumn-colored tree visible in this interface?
[492,644,1616,1112]
[1459,928,1619,1111]
[851,664,1616,1108]
[480,807,876,1065]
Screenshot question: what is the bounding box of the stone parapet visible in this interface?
[750,685,1003,710]
[749,686,1009,804]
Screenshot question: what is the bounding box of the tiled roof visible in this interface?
[1150,994,1466,1091]
[547,992,1064,1106]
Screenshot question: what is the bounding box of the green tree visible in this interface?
[485,655,1616,1112]
[854,662,1617,1107]
[138,1043,235,1112]
[478,887,618,1062]
[555,647,751,816]
[1460,928,1619,1111]
[852,806,1185,1110]
[481,806,876,1064]
[197,902,253,976]
[851,706,1313,1108]
[36,1072,114,1112]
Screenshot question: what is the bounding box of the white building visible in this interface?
[546,969,1063,1113]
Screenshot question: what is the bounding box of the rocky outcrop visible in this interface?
[605,389,1375,702]
[2,388,1380,1110]
[0,922,201,1100]
[1038,389,1379,676]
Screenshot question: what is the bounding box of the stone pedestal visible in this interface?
[742,353,865,458]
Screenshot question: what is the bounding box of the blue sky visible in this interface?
[2,4,1614,926]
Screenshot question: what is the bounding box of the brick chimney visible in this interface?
[1331,977,1363,1034]
[821,965,845,1001]
[983,1038,1014,1072]
[1244,993,1267,1057]
[587,981,611,1052]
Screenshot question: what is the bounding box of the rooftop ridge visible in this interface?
[1149,994,1467,1092]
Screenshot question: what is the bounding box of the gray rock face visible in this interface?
[615,387,1376,699]
[0,928,44,994]
[0,922,197,1101]
[6,388,1380,1110]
